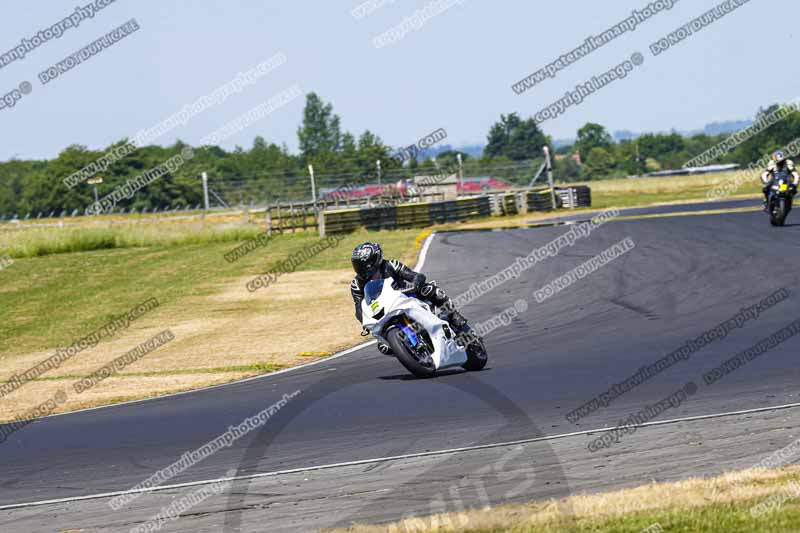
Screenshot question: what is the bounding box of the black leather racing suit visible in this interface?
[762,159,800,204]
[350,259,463,329]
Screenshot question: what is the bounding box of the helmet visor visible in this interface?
[352,256,379,278]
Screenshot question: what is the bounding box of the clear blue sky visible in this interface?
[0,0,789,161]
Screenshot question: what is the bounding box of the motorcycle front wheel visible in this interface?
[777,198,788,226]
[386,328,436,378]
[770,199,781,226]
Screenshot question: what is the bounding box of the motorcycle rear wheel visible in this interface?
[462,332,488,371]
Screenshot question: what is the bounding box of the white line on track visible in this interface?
[415,231,435,270]
[4,399,800,511]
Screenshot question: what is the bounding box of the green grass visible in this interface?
[0,224,268,258]
[563,170,762,210]
[589,190,744,209]
[345,468,800,533]
[580,500,800,533]
[464,499,800,532]
[0,226,421,357]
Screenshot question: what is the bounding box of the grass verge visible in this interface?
[0,220,266,258]
[569,170,760,209]
[332,466,800,532]
[0,226,421,421]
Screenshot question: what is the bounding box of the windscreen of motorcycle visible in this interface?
[364,279,385,305]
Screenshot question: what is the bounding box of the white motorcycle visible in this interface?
[361,278,488,378]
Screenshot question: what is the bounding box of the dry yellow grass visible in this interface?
[333,466,800,532]
[0,268,365,422]
[573,170,762,211]
[0,223,430,421]
[1,224,428,422]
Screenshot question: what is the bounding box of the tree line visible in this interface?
[1,94,797,217]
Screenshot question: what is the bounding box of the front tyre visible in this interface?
[778,198,789,226]
[769,199,780,226]
[386,328,436,378]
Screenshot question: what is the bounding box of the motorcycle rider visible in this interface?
[350,242,473,355]
[761,151,799,210]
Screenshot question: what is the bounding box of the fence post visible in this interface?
[266,205,273,235]
[543,146,557,210]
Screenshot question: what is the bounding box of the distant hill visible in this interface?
[423,143,485,159]
[553,138,576,148]
[610,119,754,143]
[700,120,753,136]
[613,130,638,142]
[417,119,755,157]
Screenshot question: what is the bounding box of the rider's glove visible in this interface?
[377,342,393,355]
[412,273,426,292]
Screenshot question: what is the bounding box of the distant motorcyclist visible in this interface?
[350,242,471,355]
[761,151,799,210]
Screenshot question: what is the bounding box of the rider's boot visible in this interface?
[419,280,481,345]
[442,309,482,347]
[447,309,468,331]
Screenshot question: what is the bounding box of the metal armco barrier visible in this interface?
[319,187,591,236]
[556,186,592,209]
[500,193,519,216]
[527,186,592,211]
[527,189,560,212]
[319,197,491,236]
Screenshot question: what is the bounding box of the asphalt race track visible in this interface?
[524,197,760,226]
[3,200,800,532]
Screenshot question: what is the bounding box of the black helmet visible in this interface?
[352,242,383,279]
[774,151,787,165]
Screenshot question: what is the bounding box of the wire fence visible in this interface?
[0,159,546,223]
